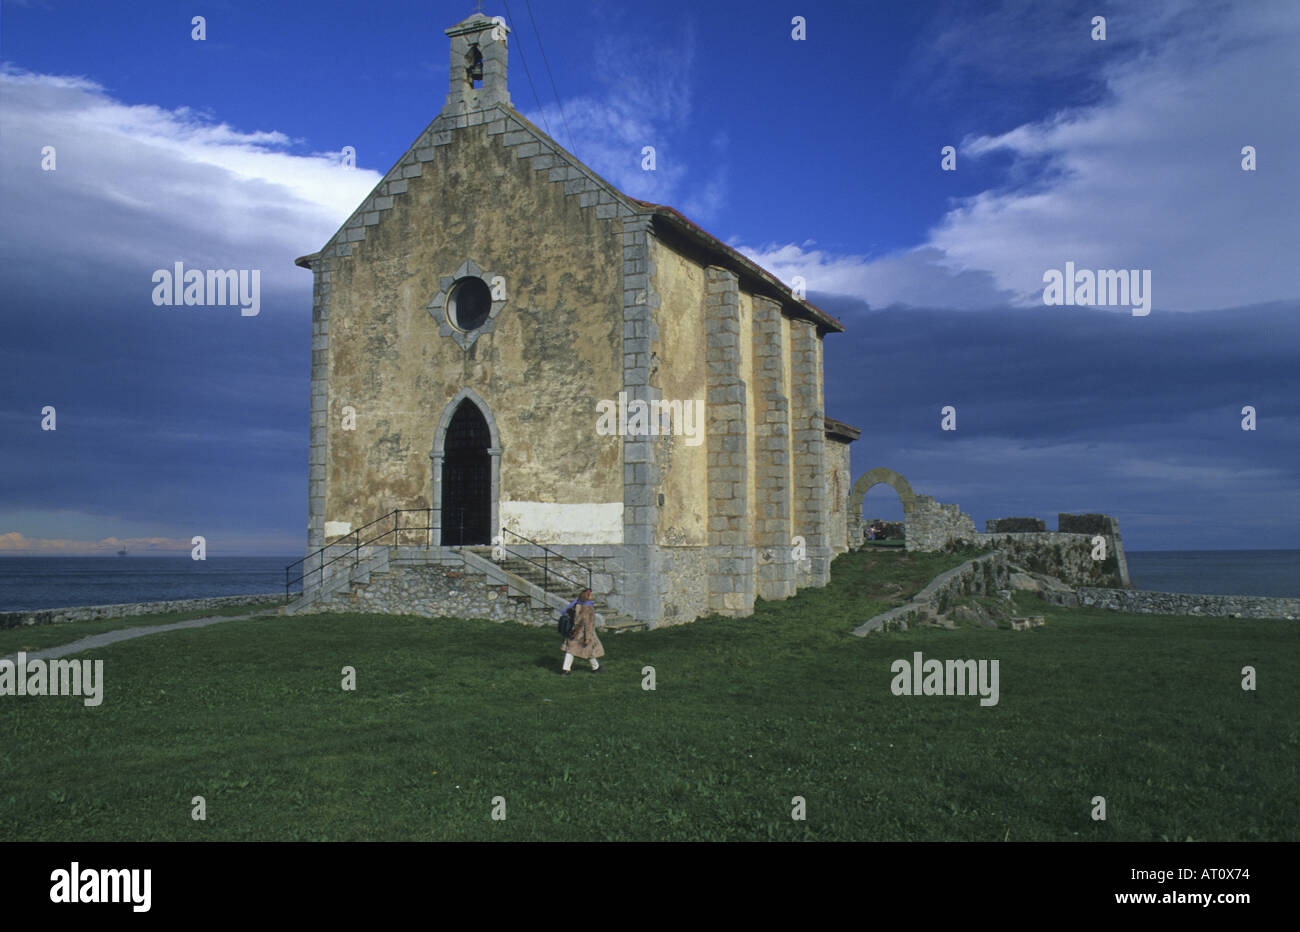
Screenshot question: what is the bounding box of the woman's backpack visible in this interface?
[557,604,576,639]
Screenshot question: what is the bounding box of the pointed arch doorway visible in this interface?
[431,390,501,546]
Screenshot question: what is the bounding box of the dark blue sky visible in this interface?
[1,0,1296,554]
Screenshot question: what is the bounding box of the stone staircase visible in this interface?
[284,544,395,615]
[286,544,646,632]
[456,547,643,631]
[468,547,645,632]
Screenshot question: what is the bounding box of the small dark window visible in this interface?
[466,46,484,88]
[448,276,492,331]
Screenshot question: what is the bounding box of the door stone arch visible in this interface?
[430,387,502,546]
[848,468,917,545]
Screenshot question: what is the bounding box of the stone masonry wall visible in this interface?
[657,546,710,624]
[620,213,662,622]
[308,562,555,625]
[704,266,755,615]
[0,593,284,630]
[977,531,1126,588]
[1041,588,1299,620]
[790,319,829,587]
[905,495,977,552]
[986,517,1047,533]
[751,295,796,600]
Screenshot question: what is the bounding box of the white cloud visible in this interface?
[734,243,1015,310]
[737,1,1300,312]
[0,66,381,298]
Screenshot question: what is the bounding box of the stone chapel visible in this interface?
[293,11,858,627]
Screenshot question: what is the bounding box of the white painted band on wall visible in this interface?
[499,502,623,544]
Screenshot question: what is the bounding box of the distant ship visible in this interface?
[117,548,128,557]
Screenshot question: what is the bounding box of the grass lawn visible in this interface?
[1,548,1295,841]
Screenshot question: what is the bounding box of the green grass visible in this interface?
[1,549,1295,841]
[0,603,278,656]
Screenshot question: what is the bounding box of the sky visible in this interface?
[0,0,1296,556]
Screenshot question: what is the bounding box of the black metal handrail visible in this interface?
[496,527,593,599]
[285,508,433,603]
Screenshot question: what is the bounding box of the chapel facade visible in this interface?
[295,12,857,626]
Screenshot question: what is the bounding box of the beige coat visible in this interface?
[562,602,604,659]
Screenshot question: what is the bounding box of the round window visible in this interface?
[447,276,492,331]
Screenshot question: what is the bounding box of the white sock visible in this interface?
[562,652,574,672]
[590,658,600,670]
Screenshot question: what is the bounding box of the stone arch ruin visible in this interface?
[848,468,915,544]
[847,468,977,552]
[849,467,917,513]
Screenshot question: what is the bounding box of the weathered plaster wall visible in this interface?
[499,502,623,543]
[323,118,625,537]
[825,439,850,555]
[652,242,709,547]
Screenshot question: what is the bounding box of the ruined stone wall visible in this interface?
[977,532,1126,588]
[905,495,978,552]
[972,514,1129,588]
[986,517,1047,533]
[853,551,1011,636]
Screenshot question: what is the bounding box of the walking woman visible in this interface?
[560,588,604,675]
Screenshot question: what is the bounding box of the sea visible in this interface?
[0,556,299,613]
[1122,550,1299,599]
[0,550,1295,613]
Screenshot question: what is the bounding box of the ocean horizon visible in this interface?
[0,549,1296,613]
[0,556,300,613]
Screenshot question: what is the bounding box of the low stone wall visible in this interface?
[0,592,285,629]
[1041,588,1299,620]
[853,551,1010,636]
[305,562,555,625]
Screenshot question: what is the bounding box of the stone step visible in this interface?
[495,560,608,607]
[601,615,647,633]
